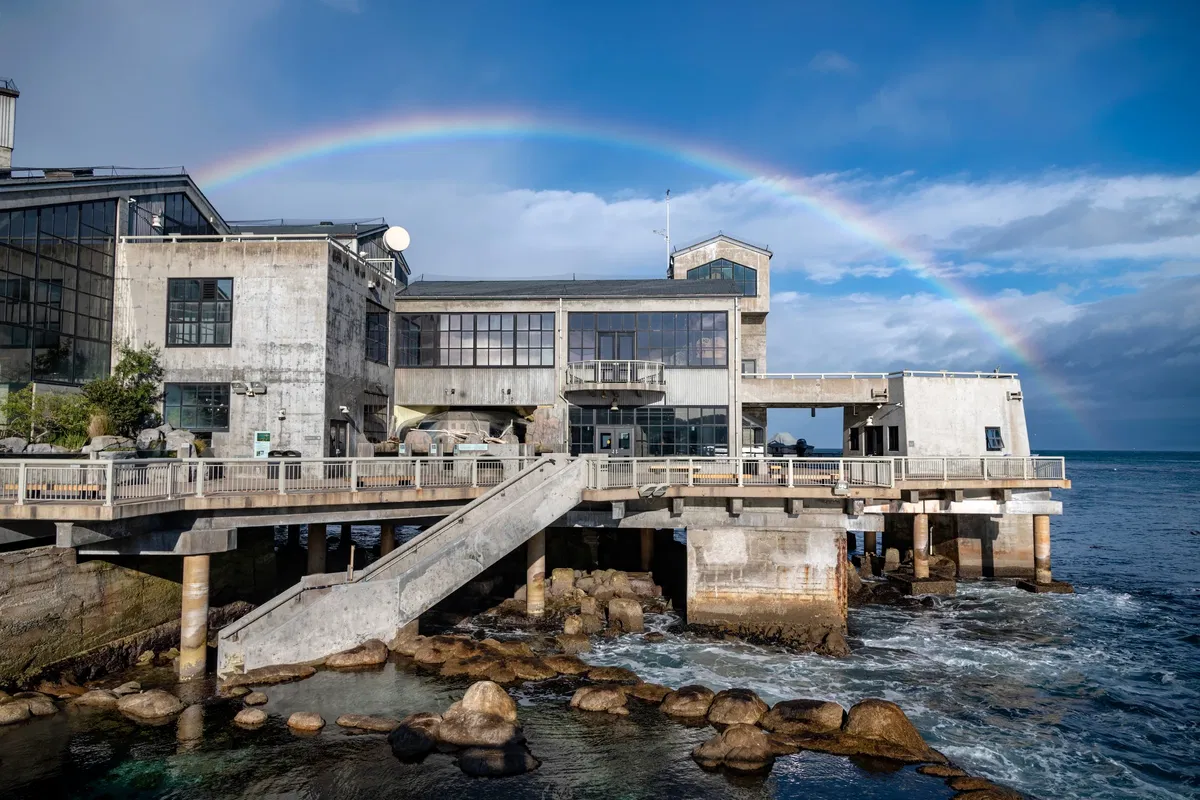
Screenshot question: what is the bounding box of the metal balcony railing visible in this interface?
[565,360,666,387]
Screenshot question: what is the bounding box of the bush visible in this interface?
[1,385,93,447]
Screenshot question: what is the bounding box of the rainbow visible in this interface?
[195,111,1083,430]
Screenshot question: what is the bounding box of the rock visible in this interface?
[917,764,970,778]
[555,633,591,655]
[164,429,197,453]
[226,686,251,698]
[0,436,28,453]
[112,681,142,696]
[21,695,59,717]
[404,429,432,455]
[508,657,558,682]
[389,634,426,657]
[843,699,935,760]
[642,632,666,643]
[117,690,185,720]
[325,638,388,669]
[884,547,900,571]
[951,786,1025,800]
[413,642,452,665]
[438,708,524,748]
[592,586,615,604]
[586,665,640,684]
[336,714,400,732]
[389,712,442,760]
[135,651,154,666]
[580,596,599,616]
[626,683,672,704]
[569,685,629,715]
[26,443,73,454]
[457,745,541,777]
[692,724,775,774]
[287,712,326,731]
[243,692,268,706]
[563,615,584,636]
[661,684,716,718]
[576,576,596,594]
[234,708,268,727]
[513,584,527,601]
[84,435,135,453]
[550,567,575,596]
[761,699,845,734]
[820,628,851,657]
[136,428,166,450]
[0,701,32,725]
[481,639,535,658]
[460,680,519,723]
[543,654,591,676]
[481,662,518,684]
[35,682,85,699]
[222,664,316,688]
[606,598,645,633]
[707,688,769,727]
[74,689,119,709]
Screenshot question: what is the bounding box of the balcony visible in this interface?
[564,360,666,403]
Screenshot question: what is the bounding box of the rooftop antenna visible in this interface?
[653,189,671,275]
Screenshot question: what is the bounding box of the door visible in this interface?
[597,426,635,457]
[865,425,885,457]
[616,333,635,361]
[328,419,349,457]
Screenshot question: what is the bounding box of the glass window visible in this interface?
[167,278,233,346]
[365,306,389,364]
[163,383,230,431]
[363,401,389,443]
[686,258,757,297]
[567,311,726,367]
[741,359,757,375]
[395,312,553,367]
[888,425,900,452]
[849,427,861,453]
[567,405,729,456]
[128,192,216,237]
[985,427,1004,451]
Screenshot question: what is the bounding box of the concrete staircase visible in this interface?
[216,455,588,675]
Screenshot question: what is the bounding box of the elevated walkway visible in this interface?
[742,373,889,407]
[215,455,589,675]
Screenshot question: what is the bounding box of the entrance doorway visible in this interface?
[598,332,635,361]
[865,425,885,457]
[328,419,349,458]
[597,425,635,456]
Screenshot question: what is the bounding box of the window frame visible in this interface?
[685,258,758,297]
[163,382,231,432]
[567,311,728,368]
[365,304,389,365]
[887,425,901,452]
[985,426,1004,452]
[166,277,233,348]
[395,312,555,368]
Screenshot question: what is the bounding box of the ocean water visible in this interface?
[1,451,1197,799]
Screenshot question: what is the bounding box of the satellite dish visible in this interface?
[383,226,411,252]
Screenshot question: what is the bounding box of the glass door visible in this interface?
[597,426,635,457]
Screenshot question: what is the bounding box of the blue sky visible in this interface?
[5,0,1200,449]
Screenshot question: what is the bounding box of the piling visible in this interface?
[526,530,546,617]
[307,523,327,575]
[178,554,210,681]
[913,514,930,580]
[640,529,654,571]
[380,521,396,556]
[1034,514,1052,584]
[865,530,878,557]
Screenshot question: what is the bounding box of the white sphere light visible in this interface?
[383,226,411,252]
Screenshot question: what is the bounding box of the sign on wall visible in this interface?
[253,431,271,458]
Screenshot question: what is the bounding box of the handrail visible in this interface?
[744,370,1019,380]
[565,360,666,386]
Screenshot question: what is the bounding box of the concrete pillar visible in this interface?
[913,514,930,580]
[640,529,654,571]
[865,530,878,557]
[307,523,327,575]
[1034,514,1052,584]
[379,521,396,556]
[526,530,546,618]
[178,554,210,681]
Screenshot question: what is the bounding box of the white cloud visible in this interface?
[809,51,857,74]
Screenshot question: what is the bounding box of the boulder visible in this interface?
[579,596,600,616]
[0,436,28,453]
[707,688,769,727]
[457,745,541,777]
[0,701,32,725]
[610,572,634,597]
[642,632,666,643]
[117,690,185,720]
[586,665,640,685]
[389,633,426,657]
[221,664,316,688]
[21,695,59,717]
[325,638,389,669]
[74,689,119,709]
[917,764,969,778]
[576,576,596,594]
[555,633,591,655]
[592,586,616,604]
[543,654,591,676]
[287,712,326,731]
[761,699,845,734]
[136,428,166,451]
[692,724,775,774]
[404,429,432,456]
[226,686,251,698]
[820,628,851,657]
[243,692,268,706]
[661,684,716,718]
[563,615,584,636]
[164,429,196,454]
[413,642,452,665]
[508,657,557,682]
[84,435,135,453]
[626,683,672,704]
[884,547,900,571]
[459,680,518,723]
[26,443,73,454]
[481,639,535,658]
[606,598,645,633]
[569,685,629,715]
[438,709,524,748]
[389,712,442,760]
[234,708,268,727]
[35,682,83,699]
[842,699,934,759]
[336,714,400,732]
[550,567,575,596]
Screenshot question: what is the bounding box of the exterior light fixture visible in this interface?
[610,396,619,411]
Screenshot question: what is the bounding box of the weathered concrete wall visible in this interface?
[934,514,1035,578]
[898,375,1029,457]
[669,235,771,316]
[0,533,275,684]
[393,366,557,407]
[686,523,846,642]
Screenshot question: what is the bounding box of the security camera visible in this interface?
[339,405,350,414]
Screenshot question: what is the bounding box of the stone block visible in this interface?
[887,574,956,596]
[1016,579,1074,594]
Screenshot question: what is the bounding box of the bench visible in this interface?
[5,482,103,499]
[356,475,416,488]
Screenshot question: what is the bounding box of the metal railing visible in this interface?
[0,457,531,507]
[743,370,1018,380]
[0,454,1065,507]
[565,360,666,387]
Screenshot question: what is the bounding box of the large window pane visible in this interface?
[163,382,230,432]
[166,278,233,347]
